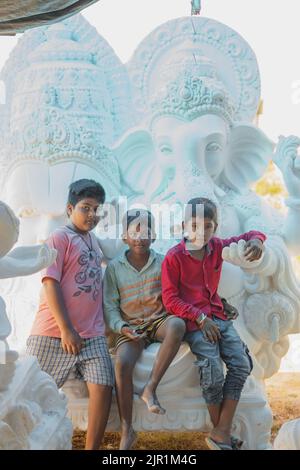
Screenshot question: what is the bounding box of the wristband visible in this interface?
[196,313,207,329]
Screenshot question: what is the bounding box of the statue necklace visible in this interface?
[66,224,94,252]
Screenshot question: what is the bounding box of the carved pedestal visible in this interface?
[63,343,273,450]
[0,357,72,449]
[274,419,300,450]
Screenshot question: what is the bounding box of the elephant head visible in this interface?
[2,155,121,245]
[112,73,274,213]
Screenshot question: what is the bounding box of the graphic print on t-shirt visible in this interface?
[73,248,102,300]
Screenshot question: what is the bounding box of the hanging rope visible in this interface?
[191,0,201,16]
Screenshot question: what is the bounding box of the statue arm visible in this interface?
[282,202,300,256]
[0,245,56,279]
[97,234,124,262]
[222,235,280,285]
[221,230,266,248]
[273,135,300,255]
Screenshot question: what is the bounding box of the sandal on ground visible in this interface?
[205,436,233,450]
[231,436,243,450]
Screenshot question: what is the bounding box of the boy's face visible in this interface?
[123,220,154,255]
[183,216,217,249]
[67,197,102,233]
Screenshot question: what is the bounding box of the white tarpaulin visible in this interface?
[0,0,99,35]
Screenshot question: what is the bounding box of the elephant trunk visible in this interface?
[173,159,219,206]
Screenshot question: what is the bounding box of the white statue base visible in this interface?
[63,343,273,450]
[0,356,72,449]
[274,419,300,450]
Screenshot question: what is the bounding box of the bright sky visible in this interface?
[0,0,299,140]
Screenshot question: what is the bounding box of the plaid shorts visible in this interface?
[26,335,114,389]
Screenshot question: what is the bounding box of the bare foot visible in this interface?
[140,388,166,415]
[119,427,137,450]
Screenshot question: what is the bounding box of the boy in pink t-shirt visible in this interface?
[26,179,114,450]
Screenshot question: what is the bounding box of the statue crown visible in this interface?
[151,69,235,124]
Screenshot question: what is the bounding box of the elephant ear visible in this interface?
[222,124,275,193]
[112,128,156,196]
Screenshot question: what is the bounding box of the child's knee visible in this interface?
[239,353,253,379]
[167,317,186,339]
[115,356,135,377]
[228,344,253,379]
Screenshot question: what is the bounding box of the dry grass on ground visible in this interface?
[266,372,300,440]
[72,373,300,450]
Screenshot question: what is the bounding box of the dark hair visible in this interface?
[185,197,218,224]
[122,209,154,234]
[67,179,105,206]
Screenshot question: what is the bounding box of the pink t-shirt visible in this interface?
[31,226,105,338]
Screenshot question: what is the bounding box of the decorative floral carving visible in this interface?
[128,17,261,122]
[151,72,235,124]
[244,292,296,342]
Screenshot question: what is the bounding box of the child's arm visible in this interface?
[43,278,83,355]
[222,230,266,262]
[161,255,203,323]
[41,230,82,354]
[103,265,126,333]
[103,264,143,341]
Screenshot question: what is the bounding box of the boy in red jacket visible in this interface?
[162,197,266,450]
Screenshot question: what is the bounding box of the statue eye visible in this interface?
[159,145,173,155]
[206,142,222,152]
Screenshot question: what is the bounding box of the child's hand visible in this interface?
[128,318,145,326]
[244,239,264,261]
[221,298,239,320]
[121,326,146,341]
[201,318,221,343]
[61,327,84,355]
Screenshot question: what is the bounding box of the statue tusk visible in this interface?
[270,315,280,343]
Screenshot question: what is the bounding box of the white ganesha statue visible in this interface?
[0,15,299,449]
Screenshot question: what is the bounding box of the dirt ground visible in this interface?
[72,372,300,450]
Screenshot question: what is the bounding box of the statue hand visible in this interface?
[222,239,264,269]
[9,244,56,268]
[0,244,57,278]
[273,135,300,198]
[35,244,57,270]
